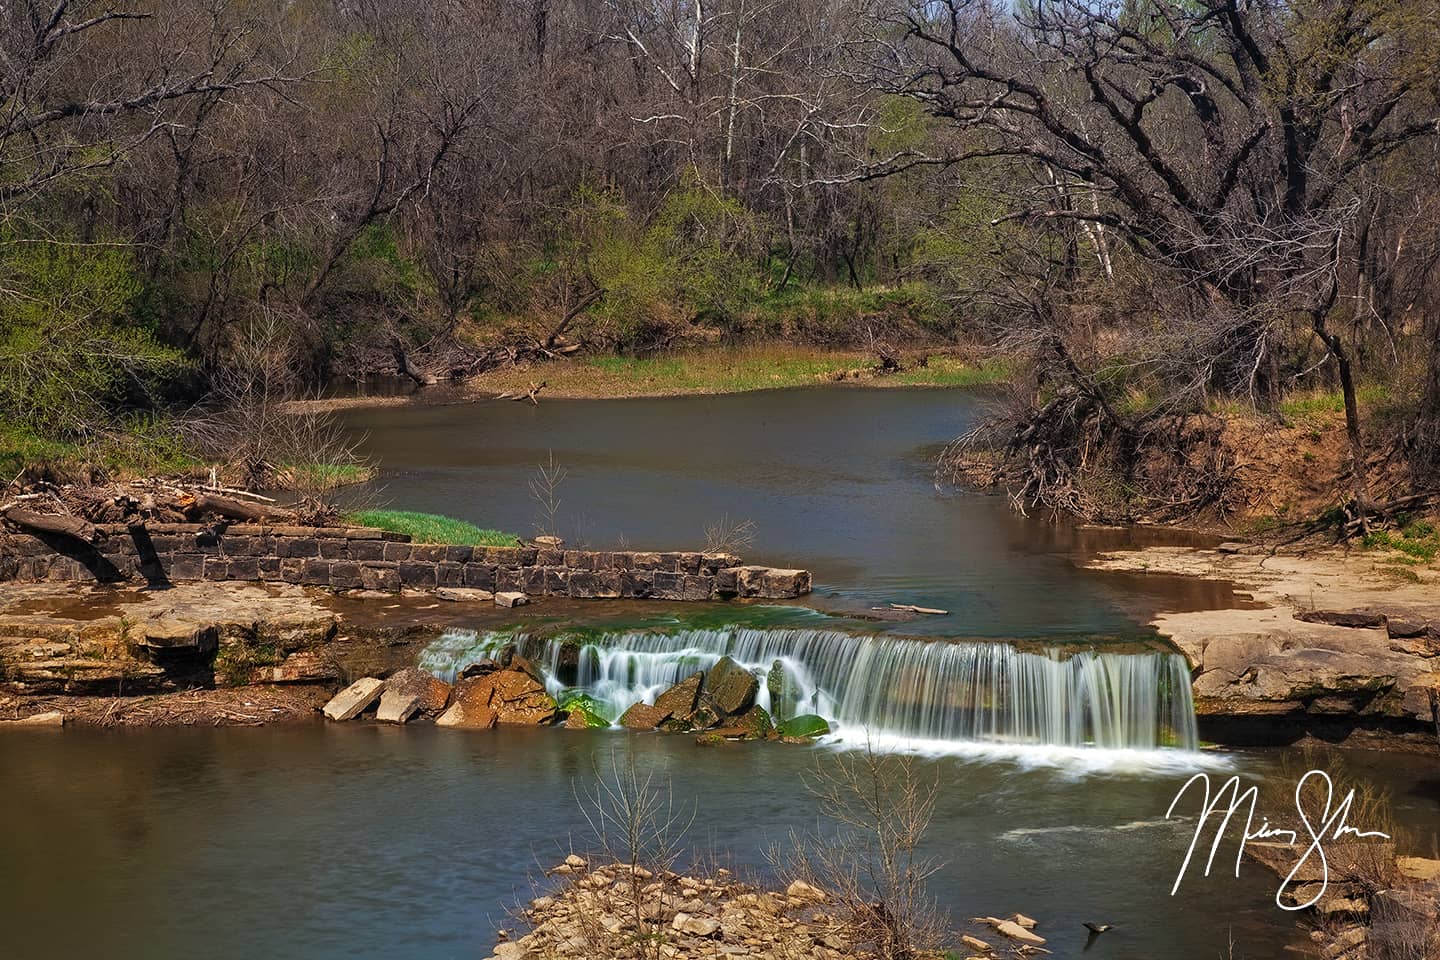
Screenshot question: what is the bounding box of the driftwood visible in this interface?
[497,381,546,405]
[391,336,438,387]
[889,603,949,616]
[188,493,295,523]
[3,506,101,544]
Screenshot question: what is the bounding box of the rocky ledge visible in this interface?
[1243,840,1439,960]
[1083,545,1440,750]
[320,646,831,744]
[486,858,1051,960]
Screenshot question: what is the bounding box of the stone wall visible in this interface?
[0,523,812,600]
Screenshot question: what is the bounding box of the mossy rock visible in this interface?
[775,714,830,738]
[559,693,612,728]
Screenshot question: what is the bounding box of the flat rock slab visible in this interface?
[375,689,419,724]
[495,591,529,608]
[436,587,495,602]
[323,677,384,720]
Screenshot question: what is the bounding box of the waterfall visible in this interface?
[420,626,1199,752]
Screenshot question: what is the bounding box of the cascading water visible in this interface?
[419,626,1199,752]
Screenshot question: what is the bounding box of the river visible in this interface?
[2,385,1437,959]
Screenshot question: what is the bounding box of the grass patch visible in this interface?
[345,509,521,546]
[1362,520,1440,563]
[476,345,1012,399]
[285,462,374,487]
[1279,384,1390,422]
[0,417,200,479]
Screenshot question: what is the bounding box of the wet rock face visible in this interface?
[703,656,758,716]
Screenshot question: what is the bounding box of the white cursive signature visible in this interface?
[1165,770,1391,910]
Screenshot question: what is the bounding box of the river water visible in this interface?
[3,386,1437,959]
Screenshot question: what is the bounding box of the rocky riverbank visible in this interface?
[1083,542,1440,751]
[487,858,1052,960]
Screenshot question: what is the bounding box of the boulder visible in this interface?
[960,934,991,952]
[704,656,758,715]
[775,714,830,738]
[654,672,703,718]
[436,669,556,727]
[322,677,384,721]
[375,690,419,724]
[383,667,453,715]
[495,591,529,608]
[767,660,800,718]
[728,704,772,738]
[619,702,671,730]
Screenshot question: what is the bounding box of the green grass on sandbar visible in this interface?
[346,510,522,546]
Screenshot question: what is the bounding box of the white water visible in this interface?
[419,626,1200,754]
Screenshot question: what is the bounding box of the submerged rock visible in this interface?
[704,656,758,715]
[322,677,384,721]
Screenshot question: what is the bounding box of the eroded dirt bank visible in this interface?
[1083,543,1440,751]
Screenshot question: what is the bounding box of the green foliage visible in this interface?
[0,229,191,439]
[345,510,521,546]
[1362,523,1439,562]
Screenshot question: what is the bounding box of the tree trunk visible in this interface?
[1312,314,1373,528]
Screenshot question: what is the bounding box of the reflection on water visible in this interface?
[4,725,1396,960]
[341,388,1243,637]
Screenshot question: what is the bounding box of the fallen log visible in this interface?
[189,493,295,523]
[2,506,101,544]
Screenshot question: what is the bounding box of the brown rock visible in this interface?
[383,667,453,715]
[249,650,338,684]
[704,656,758,716]
[654,672,702,718]
[619,702,671,730]
[435,670,554,727]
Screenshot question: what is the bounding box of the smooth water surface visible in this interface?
[14,726,1434,960]
[343,389,1231,637]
